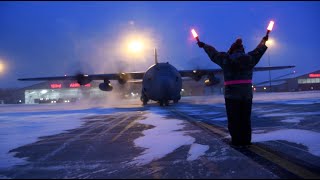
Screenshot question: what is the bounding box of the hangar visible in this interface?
[254,69,320,92]
[23,81,141,104]
[21,78,223,104]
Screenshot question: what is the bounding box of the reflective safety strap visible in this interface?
[224,79,252,86]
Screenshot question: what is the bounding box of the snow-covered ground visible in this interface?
[0,91,319,169]
[130,107,209,166]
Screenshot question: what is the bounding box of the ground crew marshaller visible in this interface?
[197,35,269,146]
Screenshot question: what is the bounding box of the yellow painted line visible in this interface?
[199,157,221,177]
[249,145,320,179]
[104,114,130,133]
[150,161,162,179]
[171,108,320,179]
[171,108,228,137]
[196,121,228,137]
[111,117,137,142]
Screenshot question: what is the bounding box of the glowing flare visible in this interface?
[191,29,198,38]
[267,21,274,31]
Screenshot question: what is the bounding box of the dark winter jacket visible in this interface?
[203,38,268,99]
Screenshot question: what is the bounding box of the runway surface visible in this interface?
[0,91,319,178]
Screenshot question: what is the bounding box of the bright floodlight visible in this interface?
[0,61,4,74]
[266,38,275,47]
[128,40,143,53]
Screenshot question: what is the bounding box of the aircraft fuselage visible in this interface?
[141,62,182,106]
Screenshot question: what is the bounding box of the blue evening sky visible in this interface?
[0,1,319,88]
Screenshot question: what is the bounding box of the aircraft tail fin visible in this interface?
[154,48,158,64]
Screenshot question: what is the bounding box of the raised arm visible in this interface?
[248,35,269,66]
[198,41,227,68]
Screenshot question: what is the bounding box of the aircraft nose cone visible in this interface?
[159,78,175,97]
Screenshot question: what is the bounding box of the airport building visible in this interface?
[254,69,320,92]
[22,81,141,104]
[19,77,223,104]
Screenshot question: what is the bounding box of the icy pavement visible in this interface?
[0,91,319,178]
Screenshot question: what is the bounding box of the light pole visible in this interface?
[268,51,272,92]
[266,38,274,92]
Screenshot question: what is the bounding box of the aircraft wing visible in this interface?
[18,65,295,82]
[252,66,295,72]
[179,65,295,78]
[18,72,145,81]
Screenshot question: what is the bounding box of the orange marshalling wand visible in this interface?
[267,20,275,35]
[191,29,200,42]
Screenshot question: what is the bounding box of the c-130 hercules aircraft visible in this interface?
[19,49,294,106]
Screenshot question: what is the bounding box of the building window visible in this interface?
[298,78,320,84]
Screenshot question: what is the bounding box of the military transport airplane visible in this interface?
[18,49,295,106]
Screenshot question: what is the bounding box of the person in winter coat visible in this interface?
[197,35,269,146]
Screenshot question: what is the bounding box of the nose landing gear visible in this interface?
[159,100,169,106]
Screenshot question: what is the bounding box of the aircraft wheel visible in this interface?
[140,92,149,106]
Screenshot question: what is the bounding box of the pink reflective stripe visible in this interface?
[224,79,252,86]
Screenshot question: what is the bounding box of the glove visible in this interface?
[197,41,205,48]
[263,35,269,41]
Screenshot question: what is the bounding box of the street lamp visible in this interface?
[127,39,145,72]
[266,38,275,92]
[0,59,5,75]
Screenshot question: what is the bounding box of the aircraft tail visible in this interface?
[154,48,158,64]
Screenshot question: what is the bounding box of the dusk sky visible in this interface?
[0,1,319,88]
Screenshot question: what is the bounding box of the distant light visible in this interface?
[264,87,267,90]
[309,74,320,78]
[0,61,4,74]
[253,88,256,91]
[64,74,67,76]
[70,83,81,88]
[267,21,274,31]
[128,40,143,53]
[19,100,22,103]
[266,38,275,47]
[41,90,48,94]
[51,84,62,89]
[193,70,197,73]
[181,89,185,92]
